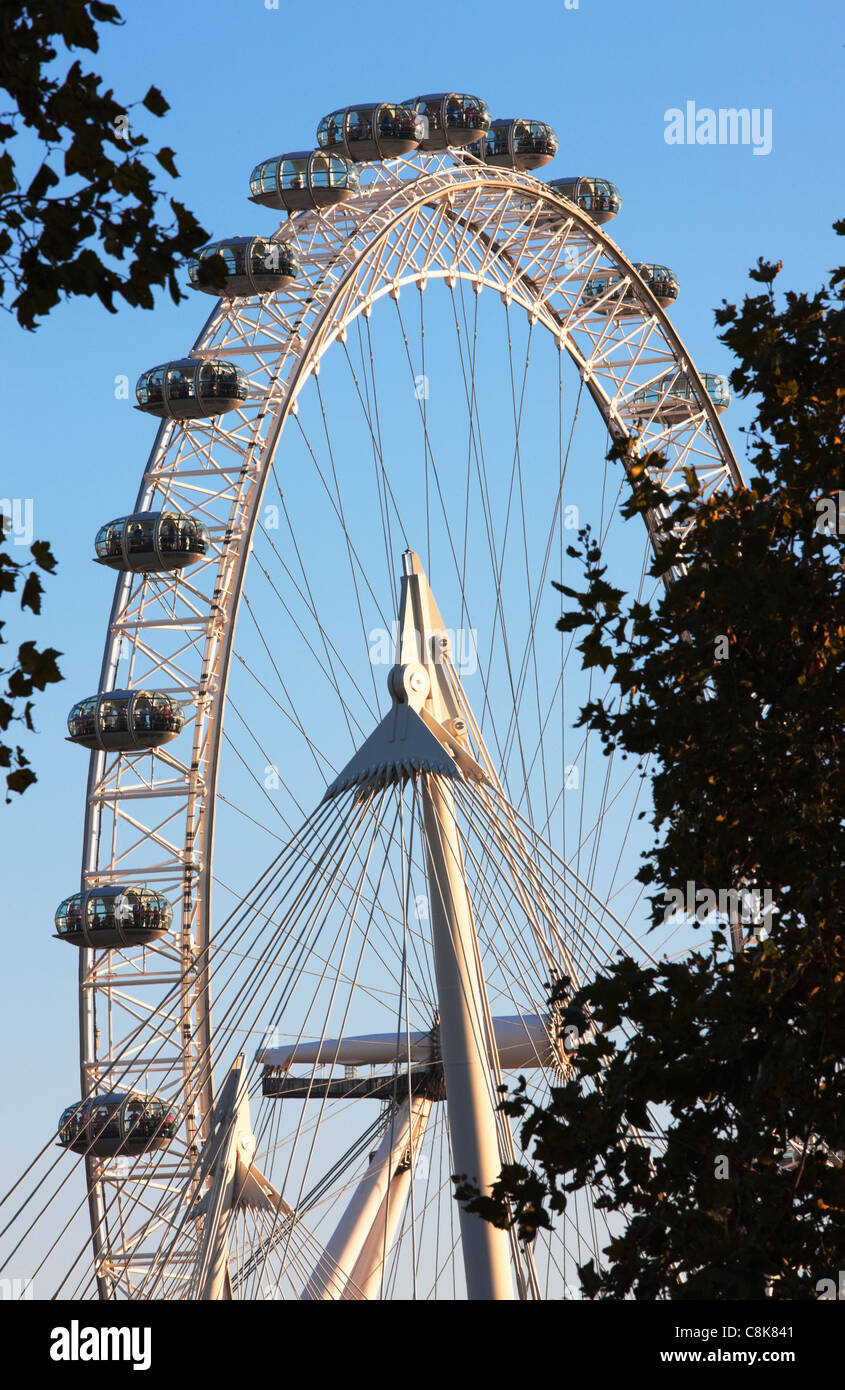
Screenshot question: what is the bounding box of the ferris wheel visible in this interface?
[7,93,743,1301]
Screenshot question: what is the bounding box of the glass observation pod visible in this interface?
[316,103,423,162]
[94,511,210,573]
[55,886,173,948]
[135,358,249,421]
[400,93,491,151]
[631,372,732,422]
[248,150,359,214]
[547,176,621,224]
[188,236,300,298]
[58,1092,178,1158]
[464,118,558,171]
[67,690,185,752]
[583,263,680,315]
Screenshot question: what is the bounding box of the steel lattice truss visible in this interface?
[70,150,741,1299]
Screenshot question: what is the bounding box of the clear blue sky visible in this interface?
[0,0,841,1185]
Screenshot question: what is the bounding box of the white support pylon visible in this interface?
[324,551,516,1300]
[192,1053,292,1300]
[301,1096,432,1300]
[346,1097,432,1299]
[421,772,515,1299]
[398,551,515,1299]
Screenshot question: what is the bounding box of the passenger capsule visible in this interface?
[67,690,185,752]
[135,359,249,421]
[58,1092,178,1158]
[630,372,731,421]
[249,150,359,213]
[317,103,423,162]
[401,93,491,150]
[466,118,558,171]
[547,176,621,224]
[583,263,680,315]
[188,236,300,297]
[55,886,173,948]
[94,512,210,573]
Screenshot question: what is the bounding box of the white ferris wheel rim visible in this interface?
[71,149,742,1300]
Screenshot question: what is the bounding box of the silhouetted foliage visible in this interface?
[0,517,62,799]
[0,1,209,327]
[457,221,845,1298]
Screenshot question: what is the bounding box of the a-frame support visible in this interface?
[323,550,515,1300]
[192,1054,292,1300]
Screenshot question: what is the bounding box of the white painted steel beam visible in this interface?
[256,1013,553,1071]
[301,1097,432,1301]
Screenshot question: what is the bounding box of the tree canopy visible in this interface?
[457,222,845,1299]
[0,1,208,328]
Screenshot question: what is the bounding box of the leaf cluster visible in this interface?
[0,516,62,798]
[0,1,208,326]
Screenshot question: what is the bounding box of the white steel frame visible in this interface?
[75,149,741,1299]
